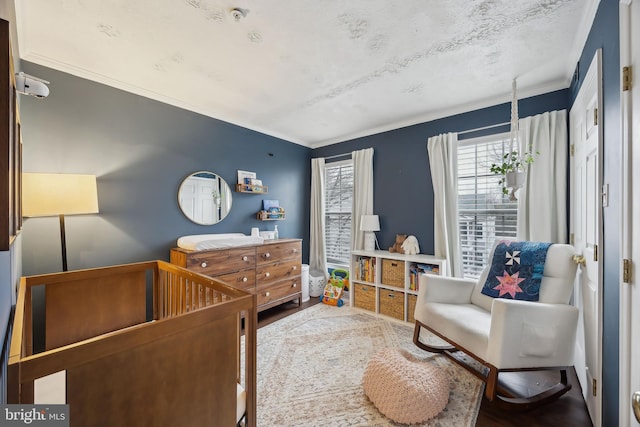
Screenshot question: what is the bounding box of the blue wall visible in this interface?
[19,62,311,275]
[569,0,620,425]
[313,90,569,254]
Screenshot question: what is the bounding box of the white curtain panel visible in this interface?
[309,158,328,278]
[516,110,568,243]
[427,133,463,277]
[351,148,374,251]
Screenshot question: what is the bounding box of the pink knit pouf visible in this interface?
[362,348,449,424]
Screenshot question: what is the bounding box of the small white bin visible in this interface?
[309,269,326,298]
[301,264,310,303]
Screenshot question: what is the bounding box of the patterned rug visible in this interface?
[248,304,484,426]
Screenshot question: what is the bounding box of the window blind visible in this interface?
[458,133,518,279]
[325,161,353,265]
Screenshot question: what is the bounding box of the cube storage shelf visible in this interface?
[350,250,446,323]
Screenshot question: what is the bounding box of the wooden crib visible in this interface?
[8,260,257,427]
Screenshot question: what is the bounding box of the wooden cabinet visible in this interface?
[171,239,302,312]
[1,19,22,251]
[350,250,446,322]
[185,247,255,276]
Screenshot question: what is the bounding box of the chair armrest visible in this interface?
[417,274,476,304]
[486,299,579,369]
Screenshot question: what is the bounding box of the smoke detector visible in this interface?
[230,8,248,21]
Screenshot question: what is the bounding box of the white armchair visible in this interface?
[413,241,578,409]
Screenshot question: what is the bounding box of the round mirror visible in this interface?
[178,171,232,225]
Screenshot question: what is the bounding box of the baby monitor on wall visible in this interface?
[15,72,50,98]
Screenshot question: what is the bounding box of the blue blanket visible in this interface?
[480,241,552,301]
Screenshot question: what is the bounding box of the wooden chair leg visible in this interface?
[412,321,456,353]
[485,366,499,401]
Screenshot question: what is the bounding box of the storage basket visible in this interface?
[381,259,404,288]
[379,288,405,321]
[407,294,417,323]
[354,284,376,312]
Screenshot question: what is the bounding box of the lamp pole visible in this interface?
[59,214,68,271]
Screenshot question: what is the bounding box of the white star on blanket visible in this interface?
[505,250,521,265]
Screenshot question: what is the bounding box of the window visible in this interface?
[458,133,518,279]
[324,160,353,266]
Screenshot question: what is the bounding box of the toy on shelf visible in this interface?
[257,199,285,220]
[320,270,346,307]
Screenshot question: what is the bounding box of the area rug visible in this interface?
[246,304,484,426]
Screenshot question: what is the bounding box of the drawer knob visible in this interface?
[242,277,248,282]
[265,291,270,297]
[292,266,297,270]
[265,272,270,278]
[242,256,248,261]
[293,248,298,253]
[200,262,207,268]
[292,283,297,288]
[264,252,271,258]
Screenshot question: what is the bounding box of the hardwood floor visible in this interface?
[256,299,593,427]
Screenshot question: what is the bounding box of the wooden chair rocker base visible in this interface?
[413,320,573,411]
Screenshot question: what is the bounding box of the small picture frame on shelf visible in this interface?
[251,179,263,186]
[237,170,256,184]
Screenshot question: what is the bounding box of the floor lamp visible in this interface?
[23,173,99,272]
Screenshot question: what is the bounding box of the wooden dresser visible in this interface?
[170,238,302,312]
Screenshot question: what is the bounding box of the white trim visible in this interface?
[563,0,602,81]
[619,1,634,425]
[310,80,569,148]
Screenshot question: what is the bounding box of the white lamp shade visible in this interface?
[23,173,99,217]
[360,214,380,232]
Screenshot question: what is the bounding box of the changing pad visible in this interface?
[177,234,265,251]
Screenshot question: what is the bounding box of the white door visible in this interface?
[570,49,603,427]
[620,1,640,425]
[179,176,219,224]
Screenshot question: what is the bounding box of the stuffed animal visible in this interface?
[402,235,420,255]
[389,234,408,253]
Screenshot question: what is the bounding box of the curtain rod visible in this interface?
[457,121,510,136]
[322,152,352,160]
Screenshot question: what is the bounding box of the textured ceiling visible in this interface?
[15,0,598,147]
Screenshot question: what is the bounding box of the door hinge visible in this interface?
[623,66,632,91]
[623,259,631,283]
[594,244,598,262]
[570,144,575,156]
[570,233,575,245]
[594,107,598,126]
[592,378,597,396]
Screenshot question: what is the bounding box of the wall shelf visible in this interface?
[236,183,268,194]
[256,211,285,220]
